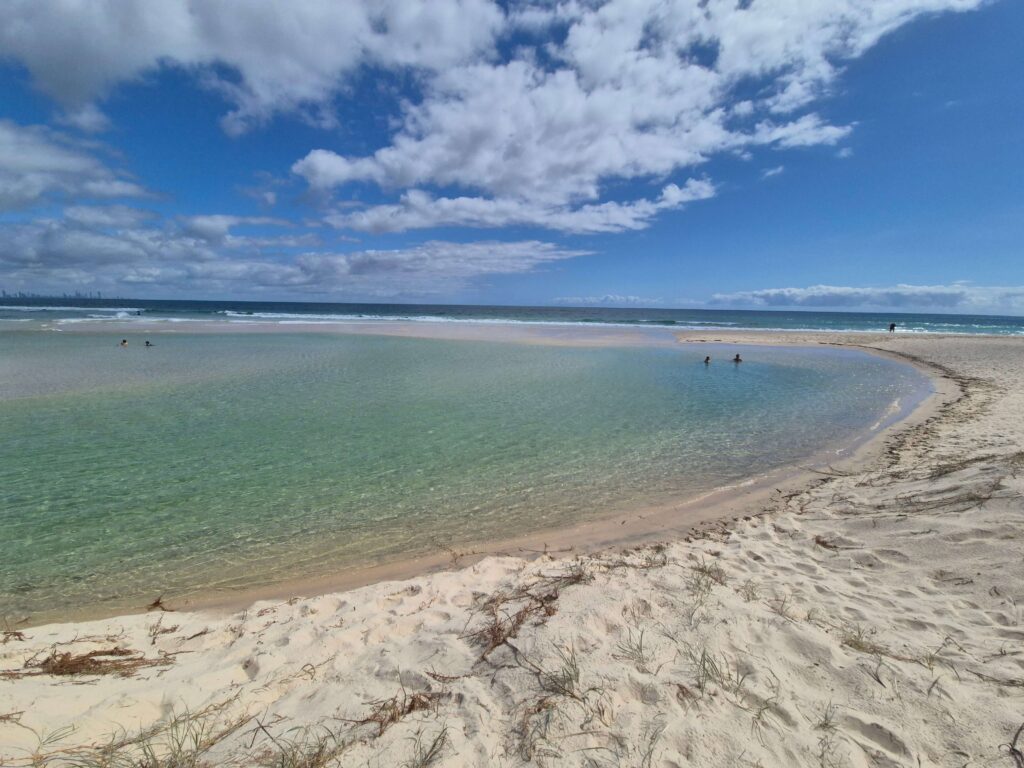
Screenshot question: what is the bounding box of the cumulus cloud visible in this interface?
[327,179,715,234]
[291,0,977,232]
[181,215,290,242]
[0,121,147,210]
[63,205,155,228]
[56,104,113,134]
[0,208,586,297]
[0,0,989,295]
[711,283,1024,312]
[0,0,982,237]
[113,240,585,296]
[0,0,503,135]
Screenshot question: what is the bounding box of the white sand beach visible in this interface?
[2,331,1022,767]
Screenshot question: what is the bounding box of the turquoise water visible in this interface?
[0,330,929,622]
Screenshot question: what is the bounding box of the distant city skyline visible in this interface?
[0,0,1021,314]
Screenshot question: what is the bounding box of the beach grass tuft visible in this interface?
[249,724,347,768]
[22,702,250,768]
[401,726,450,768]
[838,623,888,656]
[736,579,761,602]
[613,626,657,674]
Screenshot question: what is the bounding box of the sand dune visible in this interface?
[2,333,1022,767]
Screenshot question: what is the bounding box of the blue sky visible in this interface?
[0,0,1020,313]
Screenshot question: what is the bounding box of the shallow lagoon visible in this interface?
[0,329,929,621]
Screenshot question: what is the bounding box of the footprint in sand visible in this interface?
[897,617,935,632]
[791,560,820,576]
[875,548,911,563]
[841,713,911,760]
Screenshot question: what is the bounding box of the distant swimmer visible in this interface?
[733,353,742,363]
[704,355,711,365]
[888,322,897,333]
[119,339,128,348]
[145,340,153,347]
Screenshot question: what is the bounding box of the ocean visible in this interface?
[1,298,1023,334]
[1,302,937,622]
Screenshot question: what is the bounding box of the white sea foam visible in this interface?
[52,316,204,324]
[217,310,743,331]
[0,305,143,313]
[870,398,904,431]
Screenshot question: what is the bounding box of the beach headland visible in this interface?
[2,329,1022,767]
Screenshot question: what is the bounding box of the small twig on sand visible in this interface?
[802,466,852,477]
[967,668,1024,688]
[1004,721,1024,768]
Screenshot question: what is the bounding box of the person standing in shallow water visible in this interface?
[704,355,711,365]
[119,339,128,348]
[889,322,897,333]
[733,353,742,363]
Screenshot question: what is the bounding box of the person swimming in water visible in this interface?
[145,340,153,347]
[119,339,128,348]
[704,355,711,364]
[733,353,742,363]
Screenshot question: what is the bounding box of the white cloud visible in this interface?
[290,240,587,288]
[80,179,149,198]
[0,120,147,210]
[751,114,852,148]
[56,104,113,133]
[761,165,785,179]
[181,215,289,242]
[327,179,715,234]
[0,0,989,290]
[554,295,663,306]
[63,205,155,228]
[0,0,503,135]
[0,209,587,297]
[0,1,981,232]
[289,0,977,233]
[711,283,1024,312]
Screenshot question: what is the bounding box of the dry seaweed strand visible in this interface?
[461,561,591,660]
[146,594,175,612]
[346,688,449,738]
[2,646,173,679]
